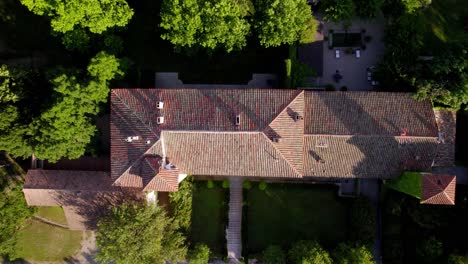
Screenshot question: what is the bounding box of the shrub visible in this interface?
[169,175,193,233]
[332,243,375,264]
[222,180,230,189]
[349,197,375,245]
[188,243,211,264]
[259,181,268,191]
[288,240,332,264]
[207,180,214,189]
[243,181,252,190]
[299,17,319,44]
[263,245,286,264]
[416,236,443,262]
[448,253,468,264]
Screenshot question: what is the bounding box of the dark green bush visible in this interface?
[416,236,443,262]
[222,180,230,189]
[243,181,252,190]
[263,245,286,264]
[259,181,268,191]
[188,243,211,264]
[207,180,214,189]
[288,240,332,264]
[169,175,193,234]
[349,197,375,245]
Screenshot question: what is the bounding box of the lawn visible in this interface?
[14,219,82,261]
[36,206,68,226]
[244,183,348,254]
[190,181,229,256]
[385,172,422,199]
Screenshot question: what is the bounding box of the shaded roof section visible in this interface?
[304,92,438,136]
[421,174,456,205]
[433,110,456,167]
[162,131,301,178]
[303,135,438,179]
[24,170,115,191]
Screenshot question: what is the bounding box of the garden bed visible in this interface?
[243,183,348,255]
[190,181,229,257]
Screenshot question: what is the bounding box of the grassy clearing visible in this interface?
[14,219,82,261]
[190,181,228,256]
[244,183,347,254]
[385,172,422,199]
[36,206,68,226]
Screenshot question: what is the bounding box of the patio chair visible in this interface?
[335,49,340,59]
[356,50,361,58]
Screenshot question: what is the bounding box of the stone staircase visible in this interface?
[226,178,243,262]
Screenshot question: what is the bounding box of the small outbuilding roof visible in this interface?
[421,174,456,205]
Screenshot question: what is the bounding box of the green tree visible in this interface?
[263,245,286,264]
[19,0,134,34]
[169,176,193,234]
[0,65,25,103]
[448,253,468,264]
[160,0,250,52]
[96,203,187,264]
[322,0,356,25]
[401,0,431,13]
[255,0,313,47]
[416,236,443,262]
[354,0,383,18]
[188,243,211,264]
[332,243,375,264]
[30,52,123,161]
[59,28,92,52]
[288,240,333,264]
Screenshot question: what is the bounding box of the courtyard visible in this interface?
[243,182,348,255]
[299,16,385,91]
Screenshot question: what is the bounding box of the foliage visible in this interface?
[332,243,375,264]
[353,0,383,18]
[30,52,123,161]
[349,197,375,245]
[19,0,134,34]
[416,236,443,262]
[292,60,314,88]
[0,65,24,103]
[96,203,187,264]
[207,179,214,189]
[60,28,91,52]
[288,240,333,264]
[188,243,211,264]
[263,245,286,264]
[448,253,468,264]
[401,0,431,13]
[103,34,124,55]
[300,17,319,44]
[222,180,230,188]
[407,199,452,229]
[259,181,267,191]
[243,181,252,190]
[169,175,193,234]
[322,0,355,25]
[285,59,292,88]
[255,0,313,47]
[160,0,250,52]
[385,172,422,199]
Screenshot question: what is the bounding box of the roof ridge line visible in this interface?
[303,134,438,139]
[260,132,302,178]
[161,130,262,134]
[112,90,159,138]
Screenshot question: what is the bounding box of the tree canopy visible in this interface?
[288,240,333,264]
[322,0,355,25]
[255,0,314,47]
[96,203,187,264]
[160,0,250,52]
[333,243,376,264]
[19,0,134,34]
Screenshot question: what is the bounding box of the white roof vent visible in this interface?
[156,101,164,109]
[146,140,151,145]
[235,115,241,126]
[125,136,139,142]
[157,116,165,124]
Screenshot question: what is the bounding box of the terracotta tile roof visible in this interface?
[109,89,450,190]
[161,131,301,178]
[143,169,179,192]
[24,169,115,191]
[303,135,438,179]
[263,91,305,174]
[421,174,456,205]
[433,110,456,167]
[304,92,438,136]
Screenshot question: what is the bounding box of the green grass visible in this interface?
[36,206,68,226]
[244,183,347,254]
[14,219,82,261]
[415,0,468,49]
[190,181,228,255]
[385,172,422,199]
